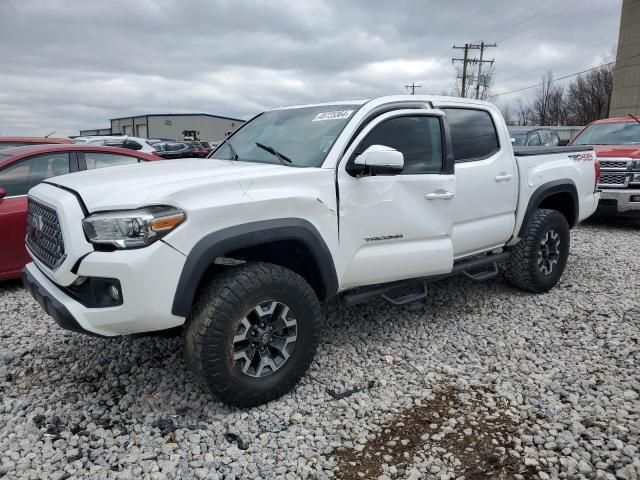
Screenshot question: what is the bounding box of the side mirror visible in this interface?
[0,187,6,200]
[354,145,404,174]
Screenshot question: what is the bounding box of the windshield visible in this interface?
[572,122,640,145]
[511,133,527,146]
[210,104,360,167]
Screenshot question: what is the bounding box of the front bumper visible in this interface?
[599,189,640,213]
[23,240,187,337]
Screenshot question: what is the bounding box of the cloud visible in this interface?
[0,0,621,136]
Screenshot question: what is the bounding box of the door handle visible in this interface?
[425,191,454,200]
[494,173,513,182]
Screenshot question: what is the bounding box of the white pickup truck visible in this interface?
[23,95,600,407]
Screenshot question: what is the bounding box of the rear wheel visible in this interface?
[184,262,321,407]
[505,209,570,293]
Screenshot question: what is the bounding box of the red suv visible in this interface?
[569,117,640,216]
[0,144,159,281]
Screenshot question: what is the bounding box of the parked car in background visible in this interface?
[0,144,159,281]
[153,142,196,159]
[509,128,561,147]
[0,137,73,150]
[569,116,640,216]
[186,141,211,158]
[72,136,158,154]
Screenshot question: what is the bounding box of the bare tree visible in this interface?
[564,64,614,125]
[515,98,534,126]
[533,70,565,126]
[499,103,514,125]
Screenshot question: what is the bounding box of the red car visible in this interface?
[0,144,159,281]
[569,117,640,216]
[0,136,73,150]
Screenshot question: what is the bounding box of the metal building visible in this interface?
[610,0,640,117]
[80,113,244,141]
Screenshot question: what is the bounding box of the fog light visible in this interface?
[631,195,640,203]
[108,285,121,302]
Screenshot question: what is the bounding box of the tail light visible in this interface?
[594,157,600,189]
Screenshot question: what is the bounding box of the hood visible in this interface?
[44,159,290,211]
[592,145,640,158]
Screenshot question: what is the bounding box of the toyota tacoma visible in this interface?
[22,96,600,407]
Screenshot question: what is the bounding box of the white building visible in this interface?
[80,113,245,141]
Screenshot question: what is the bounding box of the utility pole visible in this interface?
[452,42,496,98]
[474,41,496,99]
[404,82,422,95]
[452,44,471,97]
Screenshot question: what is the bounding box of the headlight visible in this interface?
[82,206,186,249]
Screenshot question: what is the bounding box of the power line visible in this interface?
[493,61,615,97]
[497,38,612,84]
[494,49,640,98]
[474,0,558,41]
[492,0,583,44]
[486,0,566,42]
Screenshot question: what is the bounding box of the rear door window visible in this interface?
[83,152,142,170]
[441,108,500,162]
[0,153,70,196]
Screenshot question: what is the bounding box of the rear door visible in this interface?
[0,152,71,277]
[337,109,456,289]
[437,106,518,258]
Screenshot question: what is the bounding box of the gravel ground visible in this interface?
[1,216,639,480]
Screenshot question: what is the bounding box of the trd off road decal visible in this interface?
[568,152,593,162]
[312,110,354,121]
[364,234,404,242]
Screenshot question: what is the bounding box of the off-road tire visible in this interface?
[184,262,321,408]
[504,208,570,293]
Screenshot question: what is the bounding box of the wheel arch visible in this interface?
[518,179,579,238]
[171,218,338,317]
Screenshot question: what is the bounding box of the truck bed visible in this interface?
[513,145,594,156]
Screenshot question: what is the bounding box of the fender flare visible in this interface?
[518,179,579,237]
[171,218,338,317]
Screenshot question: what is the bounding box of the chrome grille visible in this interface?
[599,173,627,187]
[599,159,629,170]
[26,199,66,270]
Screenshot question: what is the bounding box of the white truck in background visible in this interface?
[23,95,600,407]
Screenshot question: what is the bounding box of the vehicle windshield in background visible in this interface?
[511,133,527,146]
[572,122,640,145]
[210,105,361,167]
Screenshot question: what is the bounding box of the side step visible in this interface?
[381,281,428,306]
[341,251,510,307]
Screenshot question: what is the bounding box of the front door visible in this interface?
[336,109,456,290]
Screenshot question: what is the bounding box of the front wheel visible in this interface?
[183,262,322,408]
[504,209,570,293]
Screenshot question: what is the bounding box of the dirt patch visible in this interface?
[333,386,536,479]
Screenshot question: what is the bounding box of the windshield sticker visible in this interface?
[312,110,354,122]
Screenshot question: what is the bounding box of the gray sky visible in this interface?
[0,0,621,137]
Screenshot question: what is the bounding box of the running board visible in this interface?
[462,261,499,282]
[381,281,428,306]
[340,251,510,307]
